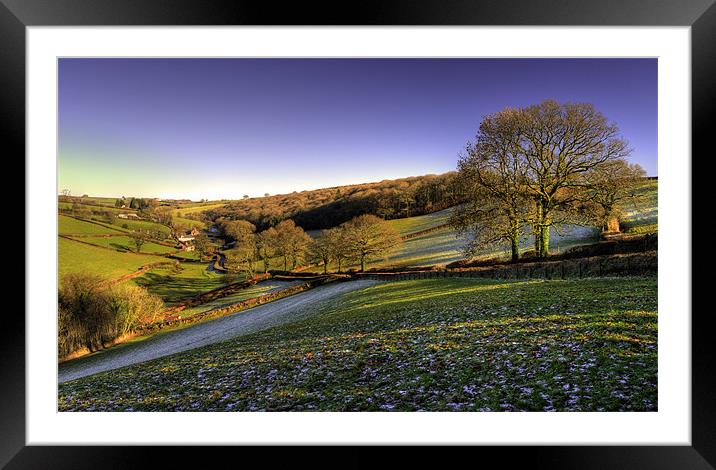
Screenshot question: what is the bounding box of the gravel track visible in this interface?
[58,279,378,384]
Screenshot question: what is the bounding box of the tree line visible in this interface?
[203,173,464,232]
[220,214,402,276]
[450,99,647,262]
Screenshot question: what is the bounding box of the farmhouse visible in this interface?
[118,213,141,219]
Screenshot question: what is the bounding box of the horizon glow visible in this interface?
[59,58,658,201]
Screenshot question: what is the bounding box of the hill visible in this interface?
[204,172,462,231]
[58,237,168,282]
[58,276,657,412]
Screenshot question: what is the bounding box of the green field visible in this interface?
[178,280,304,318]
[59,202,138,215]
[58,215,126,236]
[58,237,168,282]
[135,262,233,305]
[69,235,177,255]
[387,207,453,236]
[170,202,227,229]
[621,180,658,233]
[111,219,172,236]
[58,276,657,411]
[174,202,227,215]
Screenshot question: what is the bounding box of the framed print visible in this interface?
[5,0,713,468]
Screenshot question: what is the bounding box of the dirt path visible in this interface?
[58,279,378,384]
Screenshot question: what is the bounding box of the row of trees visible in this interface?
[450,100,646,262]
[221,214,402,276]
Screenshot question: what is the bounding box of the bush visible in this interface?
[58,274,164,358]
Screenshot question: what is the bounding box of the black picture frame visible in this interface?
[5,0,712,468]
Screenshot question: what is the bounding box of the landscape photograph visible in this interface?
[57,58,658,412]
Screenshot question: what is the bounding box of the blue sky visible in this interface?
[58,58,657,200]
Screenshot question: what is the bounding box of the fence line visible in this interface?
[354,251,657,281]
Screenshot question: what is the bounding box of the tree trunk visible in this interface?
[323,259,328,274]
[360,255,365,272]
[540,225,550,258]
[534,227,542,258]
[511,236,519,262]
[337,259,342,273]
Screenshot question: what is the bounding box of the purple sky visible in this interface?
[58,58,657,200]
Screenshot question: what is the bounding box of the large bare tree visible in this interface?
[451,109,531,262]
[518,100,631,257]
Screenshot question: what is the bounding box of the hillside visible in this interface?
[347,180,658,270]
[204,172,462,231]
[58,237,168,282]
[58,276,657,412]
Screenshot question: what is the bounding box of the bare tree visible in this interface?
[223,220,258,276]
[343,214,401,272]
[584,159,646,233]
[325,226,350,273]
[274,220,312,271]
[257,227,278,273]
[518,100,631,257]
[451,109,531,262]
[310,231,335,274]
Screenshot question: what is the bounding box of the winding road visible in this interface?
[58,279,378,384]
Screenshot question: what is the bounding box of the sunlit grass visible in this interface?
[58,215,125,235]
[59,277,657,412]
[70,235,176,255]
[58,237,167,282]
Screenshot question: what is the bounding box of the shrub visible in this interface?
[58,274,164,358]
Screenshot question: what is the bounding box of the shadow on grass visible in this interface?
[135,269,226,304]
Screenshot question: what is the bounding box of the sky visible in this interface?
[58,58,657,200]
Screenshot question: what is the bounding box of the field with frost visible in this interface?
[59,276,657,412]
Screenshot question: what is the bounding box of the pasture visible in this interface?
[387,207,453,236]
[58,215,126,236]
[112,218,173,236]
[621,180,658,233]
[178,279,304,318]
[135,262,234,305]
[59,202,139,214]
[58,237,167,282]
[69,235,177,255]
[58,276,657,412]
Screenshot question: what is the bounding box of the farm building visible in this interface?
[118,213,141,219]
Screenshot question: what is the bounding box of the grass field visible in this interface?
[178,280,304,318]
[58,237,168,282]
[170,202,227,229]
[387,207,453,236]
[135,262,234,305]
[59,202,138,214]
[58,276,657,412]
[70,235,177,255]
[58,215,126,236]
[621,180,658,233]
[111,219,172,236]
